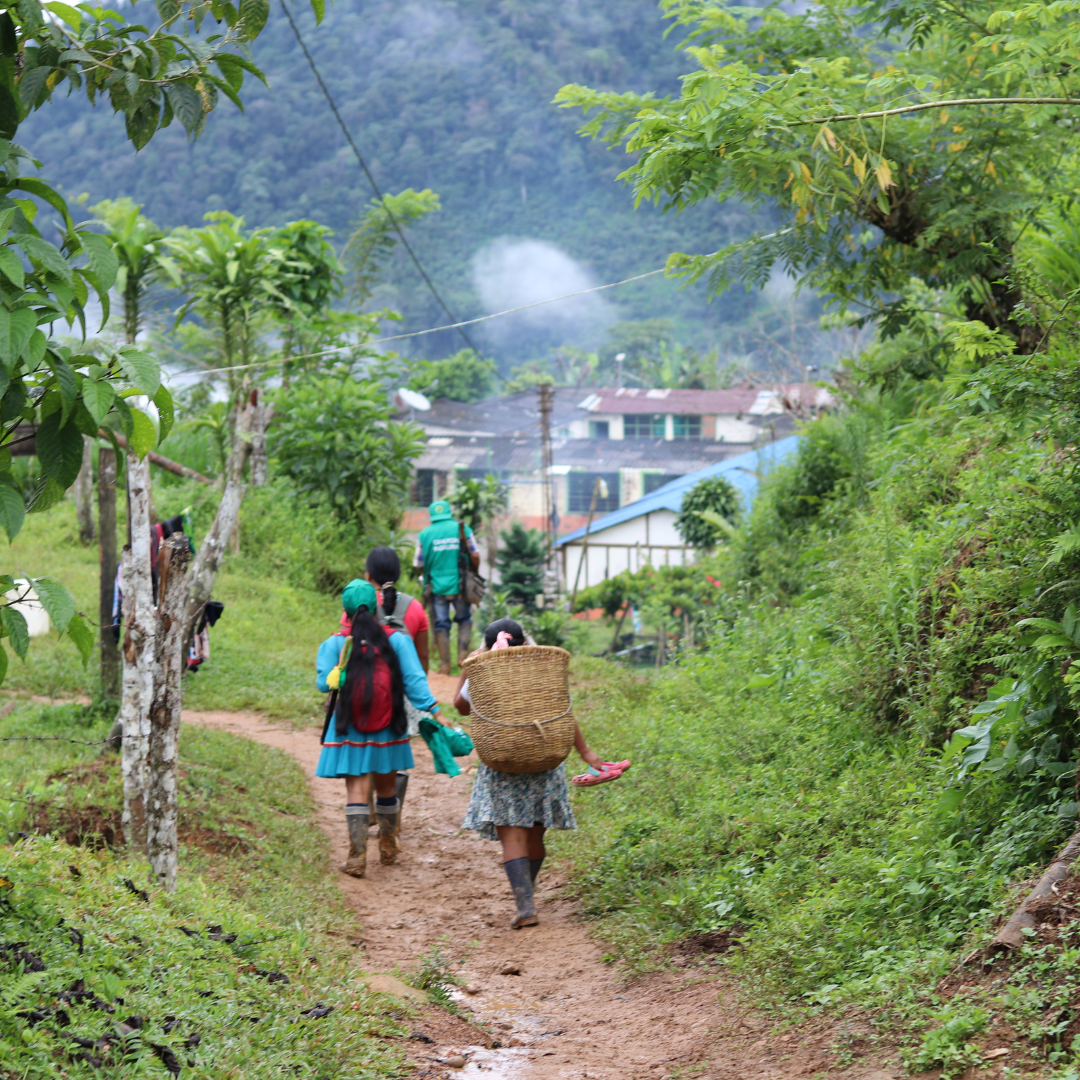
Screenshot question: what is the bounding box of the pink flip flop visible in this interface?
[571,760,631,786]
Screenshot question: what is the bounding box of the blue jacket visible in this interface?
[316,630,439,714]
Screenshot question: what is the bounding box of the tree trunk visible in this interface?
[145,535,191,893]
[98,446,120,699]
[120,453,155,852]
[183,393,254,648]
[74,436,95,544]
[248,389,271,488]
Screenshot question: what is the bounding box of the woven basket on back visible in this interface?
[461,645,575,774]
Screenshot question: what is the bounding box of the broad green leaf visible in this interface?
[9,309,37,366]
[128,407,156,458]
[16,0,45,33]
[15,235,72,283]
[28,476,66,515]
[125,101,159,152]
[78,231,119,292]
[1034,634,1074,649]
[17,66,50,112]
[111,396,134,440]
[0,483,22,541]
[44,1,82,30]
[0,247,24,289]
[1044,762,1077,777]
[166,81,203,135]
[0,307,11,372]
[81,377,116,427]
[31,576,75,632]
[745,672,778,689]
[14,180,73,231]
[24,330,46,368]
[153,384,174,442]
[0,604,27,659]
[118,347,160,396]
[34,412,83,487]
[238,0,268,38]
[310,0,324,23]
[937,788,965,814]
[0,642,7,686]
[64,611,93,664]
[47,352,78,425]
[1016,617,1065,633]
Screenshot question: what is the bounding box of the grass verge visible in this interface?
[0,698,410,1078]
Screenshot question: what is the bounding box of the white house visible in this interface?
[555,436,801,590]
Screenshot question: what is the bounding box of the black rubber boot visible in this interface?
[504,856,538,929]
[529,856,545,886]
[391,773,409,852]
[341,806,369,878]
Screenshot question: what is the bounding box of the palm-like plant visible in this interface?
[91,199,164,344]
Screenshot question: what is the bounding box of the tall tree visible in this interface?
[557,0,1080,354]
[94,199,167,853]
[0,0,325,686]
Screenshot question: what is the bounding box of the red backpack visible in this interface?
[335,630,397,734]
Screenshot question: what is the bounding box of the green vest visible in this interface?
[419,518,475,596]
[419,519,472,596]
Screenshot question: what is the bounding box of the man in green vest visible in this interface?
[414,499,480,674]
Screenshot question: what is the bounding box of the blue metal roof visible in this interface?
[554,435,801,546]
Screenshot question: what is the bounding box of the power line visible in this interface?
[279,0,482,358]
[164,265,669,381]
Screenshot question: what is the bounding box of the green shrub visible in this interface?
[675,475,740,548]
[233,479,365,594]
[902,1006,990,1078]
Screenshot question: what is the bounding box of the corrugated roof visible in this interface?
[413,435,766,474]
[579,388,759,415]
[554,435,801,545]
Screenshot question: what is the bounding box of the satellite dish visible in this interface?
[397,387,431,411]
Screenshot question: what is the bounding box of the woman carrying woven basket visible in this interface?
[316,579,448,878]
[455,618,630,929]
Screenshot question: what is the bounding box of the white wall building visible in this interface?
[556,436,801,591]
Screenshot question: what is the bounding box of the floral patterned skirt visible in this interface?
[461,763,576,841]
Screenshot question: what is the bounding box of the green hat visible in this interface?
[342,579,377,617]
[428,499,454,522]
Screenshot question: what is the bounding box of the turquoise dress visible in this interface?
[315,630,437,777]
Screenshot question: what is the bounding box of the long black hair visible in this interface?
[366,546,401,622]
[335,604,407,737]
[483,618,526,649]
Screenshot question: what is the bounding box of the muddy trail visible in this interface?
[184,698,903,1080]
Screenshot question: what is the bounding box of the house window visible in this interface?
[623,413,664,438]
[589,420,610,439]
[413,469,436,506]
[644,473,683,495]
[567,472,620,514]
[673,415,702,440]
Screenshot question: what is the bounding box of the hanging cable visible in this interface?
[164,264,669,381]
[279,0,483,358]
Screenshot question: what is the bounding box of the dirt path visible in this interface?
[183,702,902,1080]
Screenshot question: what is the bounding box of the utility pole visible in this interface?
[537,383,559,606]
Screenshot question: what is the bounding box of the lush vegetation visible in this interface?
[560,329,1080,1045]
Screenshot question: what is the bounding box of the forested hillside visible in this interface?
[21,0,773,360]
